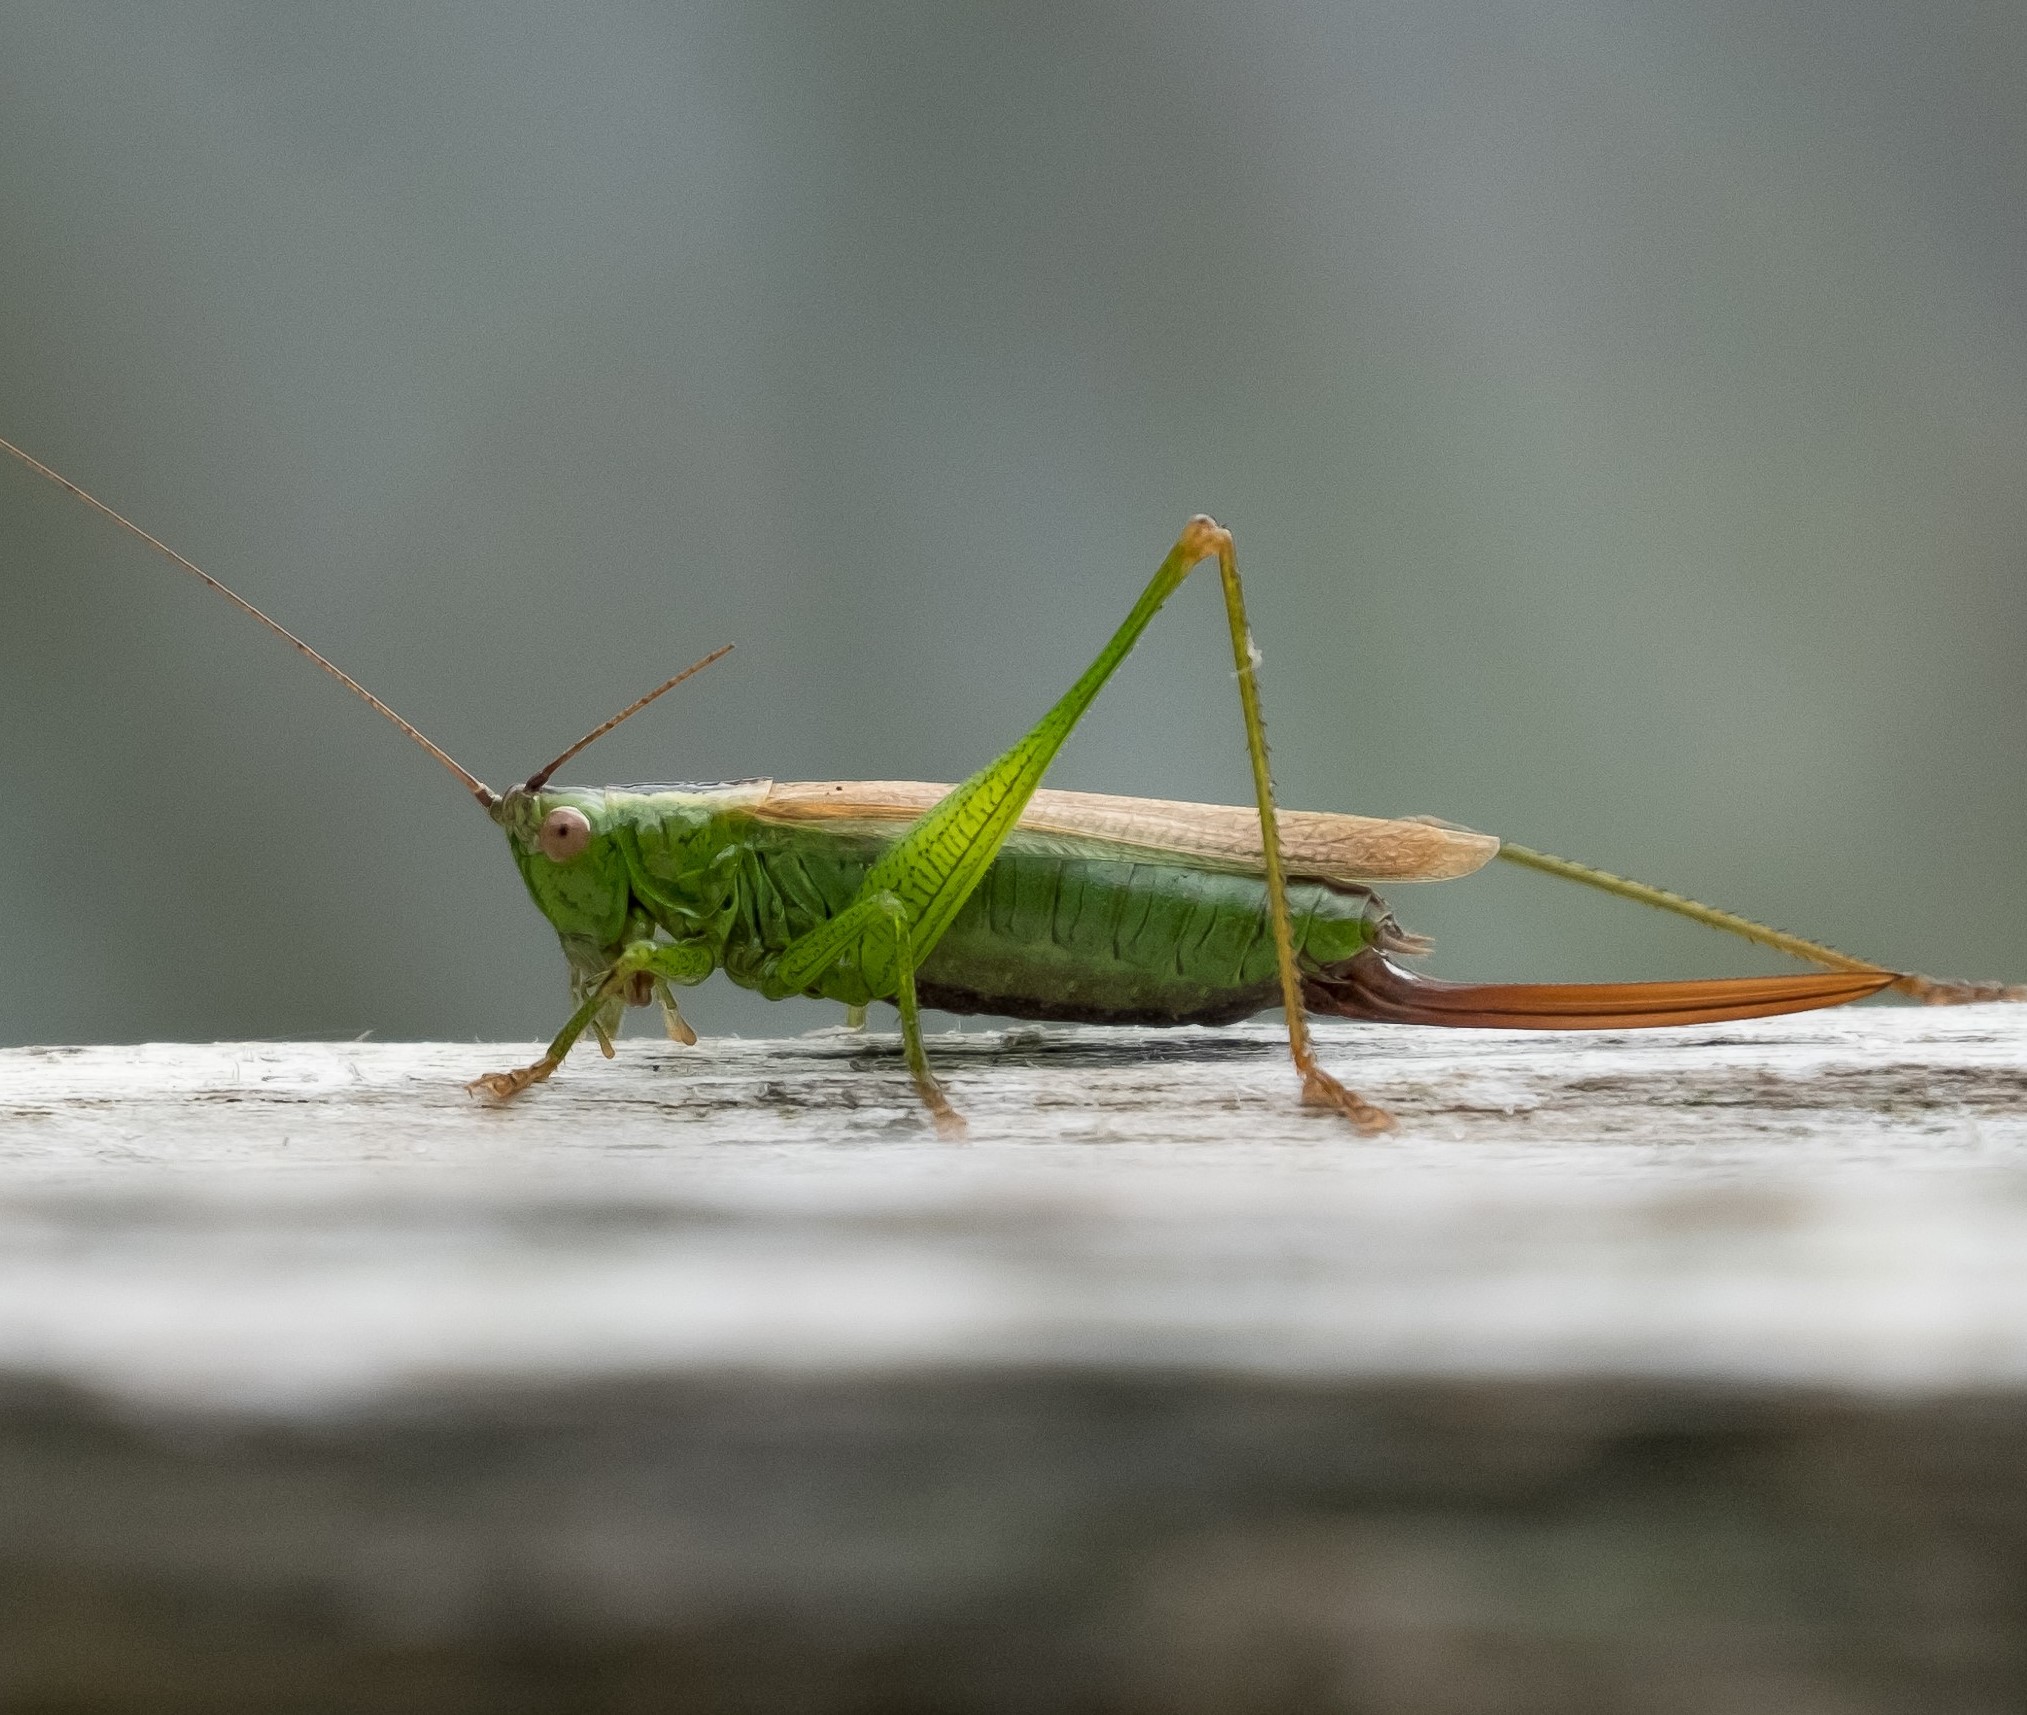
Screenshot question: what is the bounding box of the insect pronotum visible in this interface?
[5,436,2018,1135]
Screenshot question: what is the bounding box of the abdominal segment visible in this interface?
[914,848,1386,1026]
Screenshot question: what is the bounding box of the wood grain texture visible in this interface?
[2,1007,2026,1712]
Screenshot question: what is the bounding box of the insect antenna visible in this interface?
[1,435,498,806]
[521,643,734,790]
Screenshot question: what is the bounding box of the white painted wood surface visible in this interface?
[3,1008,2026,1712]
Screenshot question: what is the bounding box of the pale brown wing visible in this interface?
[752,780,1499,885]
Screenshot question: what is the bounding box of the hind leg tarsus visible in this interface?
[1295,1056,1396,1133]
[1895,974,2027,1005]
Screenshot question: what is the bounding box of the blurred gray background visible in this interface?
[1,0,2022,1047]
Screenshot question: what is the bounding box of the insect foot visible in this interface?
[1301,1068,1397,1135]
[912,1071,969,1140]
[465,1058,561,1102]
[1895,974,2027,1005]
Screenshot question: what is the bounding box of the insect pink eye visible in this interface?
[537,806,593,863]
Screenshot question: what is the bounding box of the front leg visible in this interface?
[469,939,713,1101]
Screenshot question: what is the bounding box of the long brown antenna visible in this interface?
[2,435,496,806]
[523,644,734,790]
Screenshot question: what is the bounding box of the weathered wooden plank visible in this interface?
[1,1008,2025,1712]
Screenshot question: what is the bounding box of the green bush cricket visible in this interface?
[5,436,2017,1136]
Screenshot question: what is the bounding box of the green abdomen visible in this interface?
[710,827,1386,1026]
[920,847,1386,1024]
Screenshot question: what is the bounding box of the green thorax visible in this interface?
[496,781,1392,1026]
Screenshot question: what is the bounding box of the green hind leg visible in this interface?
[768,515,1391,1134]
[1498,842,2026,1004]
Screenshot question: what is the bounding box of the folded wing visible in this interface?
[754,780,1498,885]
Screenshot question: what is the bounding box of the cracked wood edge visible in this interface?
[0,1005,2022,1166]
